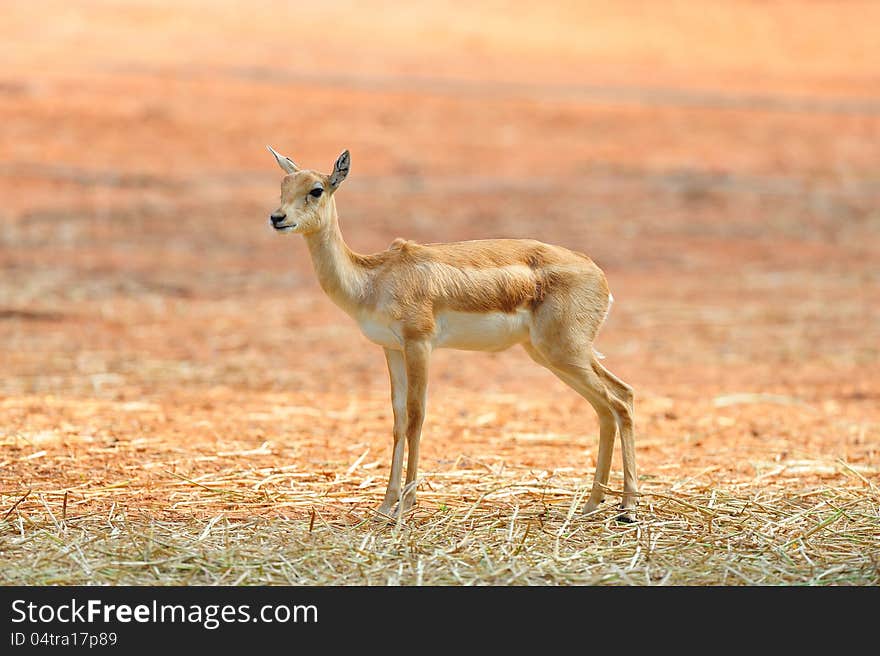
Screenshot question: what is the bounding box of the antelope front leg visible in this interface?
[377,348,407,516]
[400,339,431,514]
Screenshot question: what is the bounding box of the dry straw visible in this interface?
[2,459,878,585]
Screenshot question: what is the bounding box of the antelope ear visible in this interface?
[267,145,299,174]
[328,150,350,190]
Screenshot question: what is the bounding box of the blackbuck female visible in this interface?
[267,147,638,521]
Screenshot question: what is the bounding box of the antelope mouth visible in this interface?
[273,223,298,233]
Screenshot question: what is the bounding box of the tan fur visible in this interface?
[268,149,638,521]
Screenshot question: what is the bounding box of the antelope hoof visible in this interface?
[616,506,637,523]
[583,498,604,516]
[373,498,416,522]
[373,503,398,521]
[398,497,416,516]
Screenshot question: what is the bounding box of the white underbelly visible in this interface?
[433,310,530,351]
[358,317,402,349]
[357,310,531,352]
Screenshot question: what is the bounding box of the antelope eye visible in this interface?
[309,187,323,198]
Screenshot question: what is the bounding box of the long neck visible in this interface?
[302,200,368,313]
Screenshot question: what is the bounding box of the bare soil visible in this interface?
[1,1,878,584]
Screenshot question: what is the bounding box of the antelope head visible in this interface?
[267,146,350,235]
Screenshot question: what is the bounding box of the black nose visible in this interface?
[270,212,286,225]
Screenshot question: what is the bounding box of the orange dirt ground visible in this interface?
[1,2,878,528]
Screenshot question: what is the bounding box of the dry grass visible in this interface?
[2,392,878,586]
[3,463,878,586]
[2,387,876,586]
